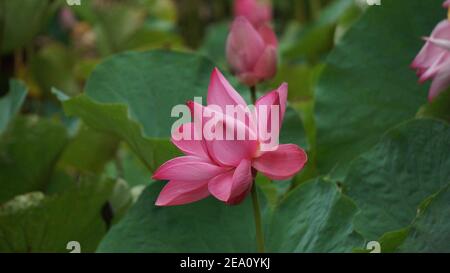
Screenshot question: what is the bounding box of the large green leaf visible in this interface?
[0,116,68,204]
[58,50,218,171]
[84,50,214,138]
[0,79,27,134]
[58,93,178,172]
[97,182,257,253]
[0,177,114,252]
[398,185,450,252]
[267,177,363,252]
[0,0,58,54]
[417,88,450,122]
[315,0,444,172]
[344,119,450,240]
[98,178,363,252]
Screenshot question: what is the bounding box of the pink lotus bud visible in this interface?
[226,17,278,87]
[412,20,450,101]
[234,0,272,28]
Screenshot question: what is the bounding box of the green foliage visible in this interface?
[98,178,363,252]
[398,185,450,252]
[0,116,68,204]
[344,119,450,239]
[417,89,450,122]
[97,182,257,252]
[57,50,218,171]
[58,92,178,172]
[280,0,356,62]
[279,106,308,149]
[0,80,27,134]
[29,42,79,96]
[0,177,115,252]
[59,125,119,174]
[200,21,229,69]
[267,178,363,252]
[315,0,444,173]
[70,0,181,55]
[106,145,153,188]
[0,0,59,54]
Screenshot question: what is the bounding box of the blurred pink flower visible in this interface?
[152,68,307,206]
[444,0,450,8]
[59,7,77,30]
[226,17,278,87]
[234,0,272,28]
[412,20,450,101]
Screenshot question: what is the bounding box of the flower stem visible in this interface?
[251,180,265,253]
[250,85,257,104]
[249,86,264,253]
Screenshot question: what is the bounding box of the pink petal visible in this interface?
[255,87,279,108]
[258,24,278,47]
[226,184,253,205]
[155,180,210,206]
[226,17,265,75]
[253,46,277,81]
[443,0,450,8]
[171,122,210,160]
[234,0,272,28]
[429,61,450,101]
[227,159,254,205]
[254,83,287,143]
[276,83,288,122]
[207,68,247,111]
[152,156,228,181]
[205,118,258,167]
[187,99,226,141]
[208,138,257,167]
[418,51,448,82]
[208,171,233,202]
[412,20,450,71]
[236,72,259,87]
[426,36,450,51]
[188,100,258,167]
[208,159,253,204]
[253,144,308,180]
[254,88,280,142]
[188,99,248,139]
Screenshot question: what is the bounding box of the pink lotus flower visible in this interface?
[234,0,272,29]
[226,17,278,87]
[152,68,307,206]
[412,20,450,101]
